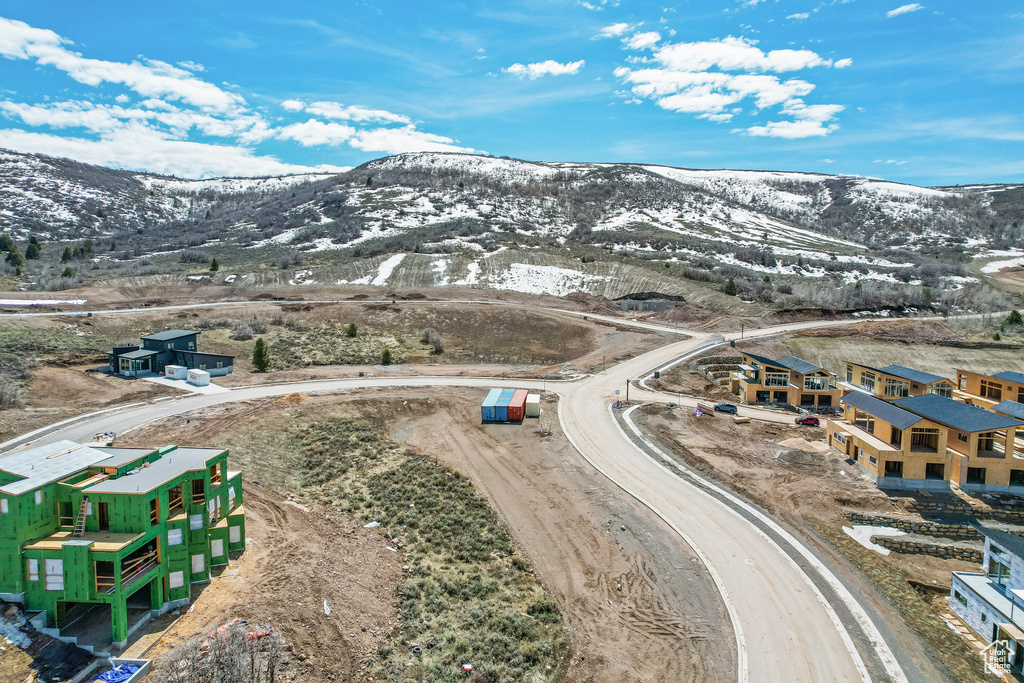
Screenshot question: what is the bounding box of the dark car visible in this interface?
[714,403,738,414]
[795,415,820,426]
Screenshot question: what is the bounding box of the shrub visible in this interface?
[232,322,254,341]
[0,373,22,410]
[421,327,444,354]
[250,317,269,334]
[346,323,358,338]
[252,337,270,372]
[209,257,219,272]
[723,277,738,296]
[381,348,393,365]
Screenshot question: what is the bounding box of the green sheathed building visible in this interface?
[0,440,245,648]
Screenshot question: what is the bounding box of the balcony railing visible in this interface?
[114,548,159,594]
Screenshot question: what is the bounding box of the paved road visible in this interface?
[0,311,914,682]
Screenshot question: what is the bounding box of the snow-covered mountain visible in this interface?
[0,149,1020,307]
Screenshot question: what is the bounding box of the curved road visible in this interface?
[0,307,916,682]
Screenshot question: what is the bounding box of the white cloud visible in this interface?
[503,59,585,79]
[786,13,810,20]
[596,23,634,38]
[305,101,411,124]
[887,4,923,17]
[615,34,848,137]
[833,58,853,68]
[623,32,661,50]
[280,99,305,111]
[276,119,356,146]
[176,60,205,72]
[0,126,346,178]
[0,17,244,112]
[349,125,478,154]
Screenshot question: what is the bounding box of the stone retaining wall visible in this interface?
[872,537,983,563]
[845,511,982,539]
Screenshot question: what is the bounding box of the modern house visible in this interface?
[826,391,950,490]
[731,353,842,409]
[108,330,233,378]
[951,528,1024,674]
[842,363,954,400]
[828,392,1024,492]
[955,369,1024,411]
[0,440,245,648]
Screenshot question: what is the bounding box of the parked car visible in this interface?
[795,415,820,426]
[714,403,738,414]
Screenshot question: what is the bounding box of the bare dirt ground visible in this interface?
[113,389,734,683]
[637,405,990,682]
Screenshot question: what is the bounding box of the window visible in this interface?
[981,380,1003,401]
[1018,386,1024,404]
[958,432,968,443]
[804,376,828,391]
[44,559,63,591]
[764,372,789,387]
[188,341,195,350]
[34,490,42,506]
[228,486,235,510]
[884,460,904,478]
[190,514,204,530]
[967,467,986,485]
[229,525,241,544]
[861,372,876,393]
[930,383,953,399]
[846,366,853,383]
[891,428,903,448]
[832,432,847,445]
[168,528,183,546]
[27,558,38,582]
[990,558,1012,585]
[1011,470,1024,487]
[216,361,223,369]
[869,454,878,465]
[169,570,185,589]
[954,590,967,606]
[211,539,224,557]
[166,342,172,350]
[978,432,996,453]
[0,498,7,514]
[884,378,910,398]
[982,613,988,623]
[925,463,945,480]
[191,554,205,574]
[149,498,160,526]
[199,364,207,371]
[911,428,940,452]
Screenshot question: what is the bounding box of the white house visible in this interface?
[951,529,1024,673]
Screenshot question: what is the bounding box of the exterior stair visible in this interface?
[72,497,88,537]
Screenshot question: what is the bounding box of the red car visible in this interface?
[795,415,820,427]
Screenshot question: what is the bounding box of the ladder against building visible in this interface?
[72,497,89,537]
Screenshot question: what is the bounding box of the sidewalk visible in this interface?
[142,376,230,395]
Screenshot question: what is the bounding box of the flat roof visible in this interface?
[878,364,947,385]
[894,394,1024,433]
[86,447,223,495]
[141,329,199,341]
[0,440,113,496]
[24,530,141,552]
[91,447,158,468]
[174,350,234,360]
[953,571,1024,631]
[841,391,923,431]
[743,352,822,375]
[119,349,158,360]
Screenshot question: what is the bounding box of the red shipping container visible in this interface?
[507,389,529,422]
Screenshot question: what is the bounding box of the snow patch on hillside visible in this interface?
[485,263,612,296]
[371,253,406,286]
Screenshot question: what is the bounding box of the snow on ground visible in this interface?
[485,263,612,296]
[140,173,336,194]
[453,262,480,286]
[842,525,905,556]
[371,253,406,286]
[0,298,86,305]
[431,258,450,286]
[981,256,1024,273]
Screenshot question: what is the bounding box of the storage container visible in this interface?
[186,369,210,386]
[495,389,515,422]
[507,389,528,422]
[525,394,541,418]
[481,388,502,422]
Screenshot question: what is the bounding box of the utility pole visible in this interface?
[741,322,744,339]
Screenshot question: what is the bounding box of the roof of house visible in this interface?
[841,391,923,430]
[0,440,113,495]
[993,371,1024,385]
[86,447,223,495]
[174,350,235,360]
[743,352,822,375]
[119,349,158,360]
[992,400,1024,421]
[893,394,1024,433]
[91,447,158,468]
[982,527,1024,560]
[141,329,200,342]
[878,365,947,385]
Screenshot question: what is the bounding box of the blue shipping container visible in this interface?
[495,389,515,422]
[481,388,502,422]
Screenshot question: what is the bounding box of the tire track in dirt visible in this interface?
[396,395,734,682]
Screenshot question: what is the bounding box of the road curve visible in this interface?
[0,316,913,682]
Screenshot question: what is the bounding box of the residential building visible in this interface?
[841,362,954,400]
[0,440,245,648]
[826,391,949,490]
[108,330,233,378]
[955,369,1024,411]
[731,353,842,408]
[951,529,1024,674]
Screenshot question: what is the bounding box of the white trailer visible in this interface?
[164,364,187,379]
[186,369,210,386]
[525,393,541,418]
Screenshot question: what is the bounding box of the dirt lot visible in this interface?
[636,405,992,683]
[111,389,733,683]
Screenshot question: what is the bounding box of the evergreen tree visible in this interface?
[0,233,12,252]
[61,267,75,278]
[380,348,393,365]
[28,235,39,246]
[723,277,738,296]
[1005,310,1023,327]
[61,246,73,263]
[210,258,219,272]
[252,338,270,372]
[346,323,358,338]
[24,242,40,260]
[5,246,23,268]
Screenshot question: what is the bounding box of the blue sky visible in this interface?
[0,1,1021,184]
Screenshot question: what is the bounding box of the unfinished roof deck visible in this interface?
[0,441,113,495]
[86,448,225,495]
[24,530,141,552]
[91,447,159,469]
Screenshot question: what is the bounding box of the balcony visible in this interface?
[111,547,159,595]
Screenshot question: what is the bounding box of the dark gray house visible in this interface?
[108,330,234,377]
